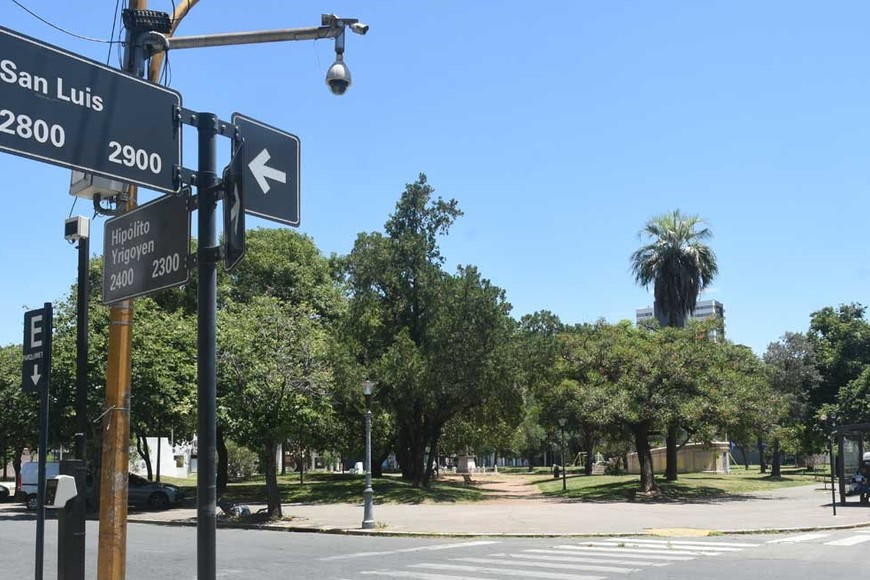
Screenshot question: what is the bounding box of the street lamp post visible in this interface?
[362,380,375,529]
[558,418,567,492]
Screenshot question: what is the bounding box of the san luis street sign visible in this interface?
[0,25,181,193]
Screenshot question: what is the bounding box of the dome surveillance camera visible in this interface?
[326,55,352,96]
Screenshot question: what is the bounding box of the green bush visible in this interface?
[226,440,258,480]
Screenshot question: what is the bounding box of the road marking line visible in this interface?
[457,556,637,574]
[599,540,744,552]
[412,563,605,580]
[603,538,758,548]
[565,542,723,556]
[320,540,500,561]
[360,570,491,579]
[551,545,696,560]
[824,535,870,546]
[509,551,671,567]
[767,533,829,544]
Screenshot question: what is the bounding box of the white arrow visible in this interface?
[30,364,41,386]
[230,184,241,234]
[248,148,286,194]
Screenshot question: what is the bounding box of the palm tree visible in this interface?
[630,209,718,480]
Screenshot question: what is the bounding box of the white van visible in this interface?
[17,461,60,510]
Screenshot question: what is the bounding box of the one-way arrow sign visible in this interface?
[22,304,52,394]
[232,113,300,226]
[248,149,286,194]
[223,137,247,271]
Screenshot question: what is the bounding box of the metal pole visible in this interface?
[828,433,837,516]
[196,112,219,580]
[75,234,89,462]
[35,302,52,580]
[561,428,566,492]
[362,395,374,529]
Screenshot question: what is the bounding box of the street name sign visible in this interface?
[103,193,191,304]
[0,26,181,193]
[232,112,300,226]
[22,303,52,394]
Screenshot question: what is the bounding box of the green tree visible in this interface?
[0,344,38,482]
[342,175,515,487]
[807,303,870,412]
[763,332,820,476]
[218,297,334,517]
[630,209,718,481]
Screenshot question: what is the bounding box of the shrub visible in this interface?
[226,440,258,480]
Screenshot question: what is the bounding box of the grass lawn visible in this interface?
[159,465,820,505]
[162,472,485,505]
[537,466,820,501]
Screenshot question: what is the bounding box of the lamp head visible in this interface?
[558,417,567,428]
[363,380,373,396]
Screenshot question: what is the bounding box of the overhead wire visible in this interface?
[10,0,121,44]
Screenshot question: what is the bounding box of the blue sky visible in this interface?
[2,0,870,355]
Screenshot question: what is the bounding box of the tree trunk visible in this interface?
[733,442,750,470]
[633,422,658,494]
[137,434,152,480]
[156,434,161,482]
[216,426,228,495]
[771,439,782,478]
[263,442,282,518]
[298,450,305,485]
[12,446,23,495]
[665,424,678,481]
[757,436,767,474]
[373,450,389,478]
[582,425,594,476]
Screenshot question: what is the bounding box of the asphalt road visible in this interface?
[1,514,868,579]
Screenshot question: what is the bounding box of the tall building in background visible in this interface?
[636,299,725,334]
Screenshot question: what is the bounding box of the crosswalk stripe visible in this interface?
[321,541,501,561]
[456,556,638,574]
[598,540,744,552]
[602,538,758,549]
[824,535,870,546]
[503,551,672,567]
[562,542,723,556]
[551,545,696,561]
[767,533,829,544]
[360,570,492,580]
[411,563,605,580]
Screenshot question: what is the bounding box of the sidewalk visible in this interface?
[127,481,870,537]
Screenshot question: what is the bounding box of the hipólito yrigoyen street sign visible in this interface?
[103,193,191,304]
[22,303,52,394]
[232,112,300,226]
[0,25,181,193]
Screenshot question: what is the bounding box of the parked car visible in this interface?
[0,480,15,501]
[127,473,184,510]
[18,461,60,510]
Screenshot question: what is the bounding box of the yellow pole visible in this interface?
[98,2,197,578]
[148,0,200,82]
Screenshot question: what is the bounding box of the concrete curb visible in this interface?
[127,516,870,539]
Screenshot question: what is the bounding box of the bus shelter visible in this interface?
[834,422,870,505]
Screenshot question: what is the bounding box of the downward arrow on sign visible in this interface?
[30,364,40,386]
[248,148,286,194]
